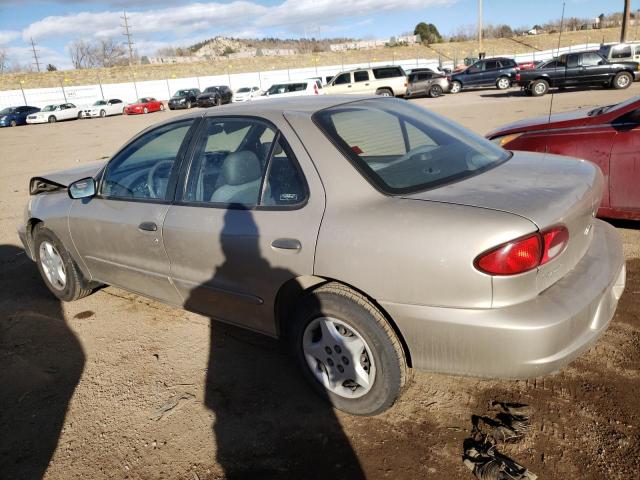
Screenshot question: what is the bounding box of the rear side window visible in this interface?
[372,67,404,79]
[566,54,579,68]
[354,71,369,82]
[485,60,499,70]
[314,99,509,194]
[612,46,632,59]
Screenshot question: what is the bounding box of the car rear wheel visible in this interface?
[375,88,393,97]
[530,79,549,96]
[48,115,56,123]
[160,103,165,111]
[428,84,444,98]
[9,119,17,127]
[496,77,510,90]
[612,72,632,90]
[449,80,462,94]
[34,224,94,302]
[290,282,408,416]
[100,109,106,118]
[143,107,149,114]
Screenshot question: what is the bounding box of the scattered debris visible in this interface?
[151,392,195,421]
[463,402,537,480]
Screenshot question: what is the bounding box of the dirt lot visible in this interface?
[1,85,639,480]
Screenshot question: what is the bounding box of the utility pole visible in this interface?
[477,0,484,57]
[121,10,135,66]
[30,37,41,72]
[621,0,631,42]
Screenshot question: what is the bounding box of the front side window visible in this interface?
[333,73,351,85]
[314,99,509,194]
[581,52,604,66]
[101,119,193,200]
[183,117,307,207]
[467,62,484,74]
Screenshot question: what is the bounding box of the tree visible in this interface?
[46,63,57,71]
[68,39,96,69]
[0,49,7,74]
[96,38,127,67]
[414,22,442,44]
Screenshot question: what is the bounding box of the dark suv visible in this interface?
[168,88,201,110]
[196,86,233,107]
[449,57,518,93]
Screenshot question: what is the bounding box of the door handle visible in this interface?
[138,221,158,232]
[347,85,352,88]
[271,238,301,250]
[365,83,369,86]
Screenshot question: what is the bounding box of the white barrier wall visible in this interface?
[0,43,602,110]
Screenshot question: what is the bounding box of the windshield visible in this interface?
[237,87,251,93]
[589,96,639,116]
[138,98,150,103]
[93,100,107,106]
[0,107,16,115]
[174,90,190,97]
[42,105,57,112]
[313,99,510,194]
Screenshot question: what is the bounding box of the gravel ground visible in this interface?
[0,84,638,480]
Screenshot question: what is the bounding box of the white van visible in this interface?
[251,79,323,100]
[324,66,407,97]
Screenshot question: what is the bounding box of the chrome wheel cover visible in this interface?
[534,82,546,95]
[302,317,376,399]
[498,78,510,89]
[39,241,66,290]
[617,75,630,88]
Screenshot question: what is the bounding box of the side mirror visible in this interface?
[68,177,96,199]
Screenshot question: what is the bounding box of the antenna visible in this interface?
[548,1,565,125]
[30,37,41,72]
[121,10,135,66]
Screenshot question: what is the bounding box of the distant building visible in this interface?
[256,48,297,56]
[329,39,387,52]
[147,56,201,64]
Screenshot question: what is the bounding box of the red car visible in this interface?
[123,97,165,115]
[487,96,640,220]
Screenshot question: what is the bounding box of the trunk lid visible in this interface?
[403,151,602,294]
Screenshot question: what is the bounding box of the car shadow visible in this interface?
[184,208,365,479]
[0,244,85,479]
[480,84,613,99]
[604,218,640,230]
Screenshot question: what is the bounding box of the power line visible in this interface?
[121,10,135,66]
[30,37,41,72]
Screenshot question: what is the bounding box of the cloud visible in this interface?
[0,30,19,45]
[22,0,456,42]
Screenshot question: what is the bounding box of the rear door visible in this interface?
[610,109,640,212]
[481,59,500,86]
[351,70,371,94]
[565,54,581,85]
[162,115,325,335]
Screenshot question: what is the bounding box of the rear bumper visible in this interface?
[382,220,625,379]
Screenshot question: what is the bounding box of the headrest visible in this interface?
[222,151,262,186]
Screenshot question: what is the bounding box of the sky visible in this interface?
[0,0,633,70]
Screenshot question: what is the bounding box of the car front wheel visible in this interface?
[612,72,632,90]
[449,81,462,94]
[143,107,149,114]
[290,283,408,416]
[10,119,17,127]
[48,115,56,123]
[33,224,94,302]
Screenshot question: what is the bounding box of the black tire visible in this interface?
[9,119,17,127]
[428,84,444,98]
[530,79,549,96]
[33,224,93,302]
[496,76,511,90]
[289,282,408,416]
[449,80,462,94]
[48,115,56,123]
[375,88,394,97]
[77,112,82,119]
[100,109,106,118]
[612,71,632,90]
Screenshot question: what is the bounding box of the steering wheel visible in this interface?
[147,160,173,198]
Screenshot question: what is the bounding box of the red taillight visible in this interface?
[475,234,541,275]
[515,73,521,81]
[475,226,569,276]
[540,226,569,265]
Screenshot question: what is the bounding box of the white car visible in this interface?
[232,86,262,102]
[81,99,125,118]
[27,103,82,124]
[323,66,407,97]
[251,79,323,100]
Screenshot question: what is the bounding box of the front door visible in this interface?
[326,72,353,94]
[464,61,484,86]
[610,110,640,212]
[162,116,325,336]
[69,118,196,304]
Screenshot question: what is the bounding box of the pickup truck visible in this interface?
[516,51,639,96]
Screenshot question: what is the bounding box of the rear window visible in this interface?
[372,67,404,79]
[313,99,510,194]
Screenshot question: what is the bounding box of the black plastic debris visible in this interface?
[462,402,537,480]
